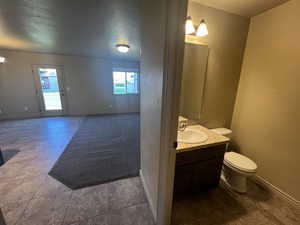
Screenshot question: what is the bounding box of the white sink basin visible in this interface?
[177,128,208,144]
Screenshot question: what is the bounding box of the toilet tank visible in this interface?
[210,128,232,139]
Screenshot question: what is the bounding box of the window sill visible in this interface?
[113,93,139,96]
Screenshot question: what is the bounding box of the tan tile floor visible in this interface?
[172,179,300,225]
[2,116,299,225]
[0,117,154,225]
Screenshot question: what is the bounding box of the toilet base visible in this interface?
[221,165,253,193]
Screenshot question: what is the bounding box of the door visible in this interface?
[32,65,67,116]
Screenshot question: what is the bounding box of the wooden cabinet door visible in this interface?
[174,164,194,194]
[191,158,224,191]
[174,145,226,194]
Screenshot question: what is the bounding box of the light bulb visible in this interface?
[185,16,195,35]
[196,20,208,37]
[116,44,130,53]
[0,56,6,63]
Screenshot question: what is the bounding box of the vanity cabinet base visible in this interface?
[174,145,226,194]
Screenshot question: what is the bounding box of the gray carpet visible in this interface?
[0,209,6,225]
[49,114,140,189]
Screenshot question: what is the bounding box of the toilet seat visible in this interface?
[224,152,257,173]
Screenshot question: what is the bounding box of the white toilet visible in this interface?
[211,128,258,193]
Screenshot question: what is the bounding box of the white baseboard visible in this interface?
[139,169,157,220]
[253,175,300,208]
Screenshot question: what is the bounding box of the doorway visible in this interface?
[32,65,66,116]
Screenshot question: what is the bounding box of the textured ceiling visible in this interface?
[190,0,290,17]
[0,0,140,60]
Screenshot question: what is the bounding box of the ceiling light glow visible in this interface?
[116,44,130,53]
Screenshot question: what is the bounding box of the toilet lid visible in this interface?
[224,152,257,172]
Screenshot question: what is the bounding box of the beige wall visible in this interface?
[231,0,300,201]
[0,50,139,120]
[186,2,249,128]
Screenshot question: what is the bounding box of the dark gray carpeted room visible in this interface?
[0,0,153,225]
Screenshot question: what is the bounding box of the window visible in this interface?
[37,68,62,111]
[113,70,139,94]
[41,77,50,89]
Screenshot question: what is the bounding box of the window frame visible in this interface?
[112,68,140,95]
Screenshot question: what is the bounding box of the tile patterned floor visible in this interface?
[0,117,154,225]
[2,116,298,225]
[172,180,300,225]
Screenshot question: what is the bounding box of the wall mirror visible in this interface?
[180,43,209,120]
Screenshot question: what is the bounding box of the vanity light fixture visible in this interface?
[196,20,208,37]
[185,17,208,37]
[0,56,6,64]
[185,16,195,35]
[116,44,130,53]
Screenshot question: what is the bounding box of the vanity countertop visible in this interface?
[177,125,229,153]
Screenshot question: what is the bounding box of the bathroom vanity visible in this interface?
[175,42,230,194]
[175,125,229,194]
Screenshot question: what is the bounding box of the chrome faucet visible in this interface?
[178,120,187,132]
